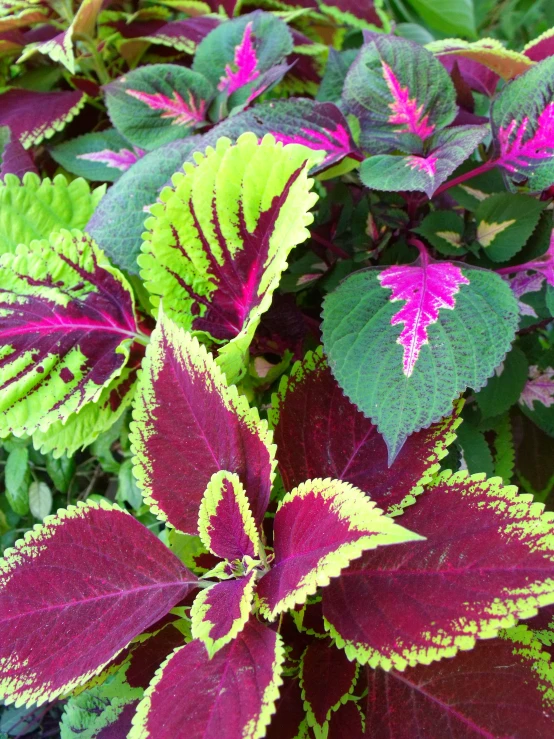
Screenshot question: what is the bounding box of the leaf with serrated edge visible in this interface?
[0,500,197,707]
[323,470,554,670]
[428,38,534,80]
[129,619,284,739]
[257,478,422,620]
[130,308,276,534]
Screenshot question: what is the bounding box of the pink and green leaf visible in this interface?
[0,229,139,438]
[129,619,284,739]
[271,346,462,516]
[0,500,197,707]
[429,38,533,81]
[520,366,554,410]
[323,470,554,670]
[257,478,422,620]
[130,309,276,534]
[105,64,213,150]
[190,571,256,656]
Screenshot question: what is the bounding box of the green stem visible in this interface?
[75,33,110,85]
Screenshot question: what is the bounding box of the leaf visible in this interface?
[265,676,306,739]
[474,345,529,418]
[429,37,533,81]
[300,638,358,732]
[405,0,476,37]
[4,446,29,516]
[0,89,86,148]
[414,210,466,256]
[455,420,494,476]
[343,35,457,154]
[0,230,139,438]
[0,126,37,180]
[198,470,261,562]
[45,452,75,494]
[130,309,275,535]
[105,65,213,151]
[491,56,554,191]
[0,500,197,707]
[140,132,320,375]
[50,129,145,183]
[359,124,487,198]
[257,478,422,620]
[191,572,256,656]
[129,619,284,739]
[270,347,462,516]
[86,137,197,275]
[361,625,554,736]
[493,412,515,484]
[317,48,358,104]
[323,470,554,670]
[524,28,554,63]
[0,172,104,255]
[520,366,554,411]
[475,193,545,261]
[322,259,519,461]
[116,16,221,55]
[28,481,52,520]
[117,458,142,511]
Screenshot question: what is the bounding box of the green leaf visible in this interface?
[414,210,466,256]
[475,193,545,262]
[405,0,476,38]
[455,419,494,476]
[474,345,529,419]
[4,446,30,516]
[28,481,52,520]
[45,452,75,494]
[0,173,105,256]
[117,458,143,511]
[493,413,515,484]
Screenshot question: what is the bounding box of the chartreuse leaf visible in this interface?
[0,230,139,439]
[322,256,519,461]
[0,173,104,255]
[140,132,321,382]
[129,619,284,739]
[0,500,197,707]
[105,65,214,151]
[475,193,545,261]
[271,347,462,516]
[491,56,554,191]
[323,470,554,670]
[362,625,554,735]
[428,38,533,80]
[405,0,476,37]
[257,478,422,621]
[198,470,261,562]
[130,309,276,535]
[191,571,257,657]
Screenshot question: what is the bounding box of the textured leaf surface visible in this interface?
[475,193,544,261]
[322,262,518,460]
[413,210,465,255]
[271,347,461,515]
[0,501,197,707]
[474,345,529,419]
[105,65,213,150]
[140,133,319,362]
[0,89,86,148]
[0,173,104,255]
[191,572,256,656]
[0,230,138,437]
[362,625,554,737]
[130,310,275,534]
[323,470,554,669]
[520,366,554,411]
[257,478,421,619]
[129,619,284,739]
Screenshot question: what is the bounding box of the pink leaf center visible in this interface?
[272,124,351,156]
[405,154,438,176]
[125,88,206,126]
[77,146,145,171]
[218,21,260,95]
[497,102,554,173]
[381,60,435,140]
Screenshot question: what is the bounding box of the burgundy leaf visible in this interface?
[271,347,461,514]
[327,700,364,739]
[265,677,306,739]
[524,30,554,62]
[0,501,197,706]
[0,128,37,179]
[129,619,284,739]
[115,16,220,53]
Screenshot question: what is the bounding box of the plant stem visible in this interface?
[434,159,497,197]
[75,33,110,84]
[310,231,350,260]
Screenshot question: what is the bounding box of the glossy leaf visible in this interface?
[323,470,554,669]
[129,619,284,739]
[474,193,544,261]
[0,500,197,707]
[0,230,139,438]
[130,309,275,534]
[322,259,519,461]
[406,0,476,37]
[257,478,422,620]
[271,347,462,515]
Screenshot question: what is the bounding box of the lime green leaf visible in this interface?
[405,0,476,38]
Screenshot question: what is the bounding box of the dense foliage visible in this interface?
[3,0,554,737]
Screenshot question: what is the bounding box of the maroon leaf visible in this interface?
[265,677,306,739]
[115,16,220,53]
[129,619,284,739]
[271,347,461,514]
[0,501,197,706]
[327,700,364,739]
[0,128,37,179]
[524,30,554,62]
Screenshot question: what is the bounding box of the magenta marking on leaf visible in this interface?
[202,475,258,562]
[499,229,554,287]
[381,60,435,140]
[497,102,554,174]
[125,88,207,126]
[505,272,543,317]
[378,255,470,377]
[520,366,554,410]
[77,146,145,172]
[272,124,352,156]
[218,21,260,95]
[198,575,255,643]
[405,154,438,176]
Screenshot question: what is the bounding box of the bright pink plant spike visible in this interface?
[125,88,207,126]
[520,366,554,410]
[381,60,435,140]
[497,103,554,175]
[129,618,284,739]
[0,502,197,706]
[378,252,470,377]
[77,146,145,172]
[272,124,353,159]
[218,21,260,95]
